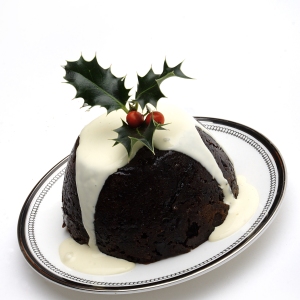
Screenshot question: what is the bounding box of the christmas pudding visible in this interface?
[62,56,239,264]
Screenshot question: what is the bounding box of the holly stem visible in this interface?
[127,100,140,113]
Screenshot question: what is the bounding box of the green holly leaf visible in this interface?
[135,59,191,109]
[113,118,166,156]
[63,55,130,113]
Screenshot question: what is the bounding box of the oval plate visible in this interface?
[18,117,286,294]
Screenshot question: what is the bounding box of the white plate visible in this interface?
[18,117,286,294]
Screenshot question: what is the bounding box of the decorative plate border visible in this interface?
[18,117,286,293]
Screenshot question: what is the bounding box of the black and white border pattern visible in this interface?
[26,124,277,287]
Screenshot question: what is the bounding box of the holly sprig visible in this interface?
[112,117,166,156]
[63,55,191,156]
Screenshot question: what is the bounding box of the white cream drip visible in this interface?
[153,102,232,199]
[60,99,259,275]
[75,109,129,246]
[209,175,259,241]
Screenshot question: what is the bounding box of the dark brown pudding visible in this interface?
[62,127,238,264]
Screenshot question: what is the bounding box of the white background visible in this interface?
[1,0,299,299]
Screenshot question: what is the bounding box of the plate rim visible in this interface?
[17,116,287,294]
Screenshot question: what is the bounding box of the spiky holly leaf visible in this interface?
[135,60,191,109]
[63,55,130,113]
[113,118,166,156]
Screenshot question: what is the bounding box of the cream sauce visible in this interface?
[60,99,259,275]
[59,238,134,275]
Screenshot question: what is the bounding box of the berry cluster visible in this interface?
[126,111,165,128]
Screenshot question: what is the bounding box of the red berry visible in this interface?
[145,111,165,125]
[126,111,144,128]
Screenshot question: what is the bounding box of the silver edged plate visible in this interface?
[18,117,286,294]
